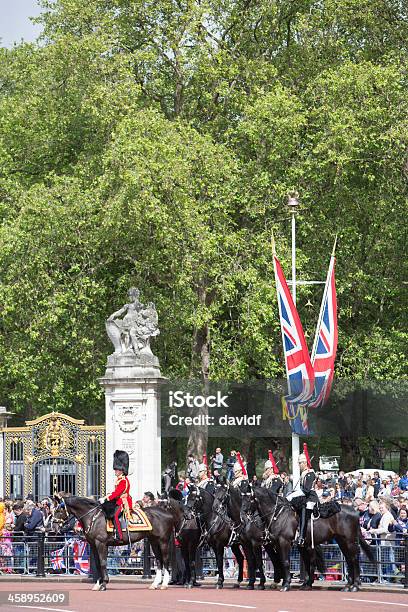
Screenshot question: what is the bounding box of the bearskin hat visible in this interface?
[113,450,129,475]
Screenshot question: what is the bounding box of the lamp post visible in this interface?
[287,193,301,487]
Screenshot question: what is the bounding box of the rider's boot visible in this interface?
[296,506,310,547]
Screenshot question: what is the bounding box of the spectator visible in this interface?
[334,483,343,500]
[23,501,44,536]
[186,455,199,482]
[399,470,408,492]
[390,476,402,498]
[355,499,370,527]
[212,448,224,475]
[389,507,408,545]
[314,479,324,500]
[370,498,397,581]
[365,500,382,533]
[365,478,375,502]
[226,451,237,481]
[142,492,156,507]
[337,471,347,490]
[372,471,381,498]
[343,475,356,499]
[12,502,26,574]
[355,479,365,500]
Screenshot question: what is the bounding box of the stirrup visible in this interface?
[296,536,305,547]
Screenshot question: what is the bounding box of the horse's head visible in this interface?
[185,483,202,515]
[238,480,256,517]
[213,481,230,514]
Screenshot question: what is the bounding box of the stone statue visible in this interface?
[106,287,160,357]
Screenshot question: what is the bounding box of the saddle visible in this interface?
[289,496,341,519]
[106,507,152,532]
[101,500,152,532]
[314,500,341,519]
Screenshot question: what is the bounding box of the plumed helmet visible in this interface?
[113,450,129,475]
[198,463,207,473]
[298,453,307,464]
[264,460,273,469]
[233,462,243,474]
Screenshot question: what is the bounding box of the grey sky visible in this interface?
[0,0,43,48]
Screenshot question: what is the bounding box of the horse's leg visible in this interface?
[337,536,359,592]
[277,538,292,592]
[299,548,313,590]
[179,542,191,587]
[254,545,266,589]
[213,542,225,589]
[231,542,243,587]
[149,539,163,590]
[159,538,170,590]
[94,540,109,591]
[242,543,256,589]
[90,542,102,590]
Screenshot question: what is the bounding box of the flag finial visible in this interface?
[271,230,276,255]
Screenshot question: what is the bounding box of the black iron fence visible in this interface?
[0,533,407,588]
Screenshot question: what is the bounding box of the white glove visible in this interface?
[98,497,105,504]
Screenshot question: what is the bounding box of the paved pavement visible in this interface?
[0,582,407,612]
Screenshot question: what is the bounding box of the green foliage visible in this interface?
[0,0,406,424]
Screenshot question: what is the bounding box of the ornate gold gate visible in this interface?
[3,412,105,501]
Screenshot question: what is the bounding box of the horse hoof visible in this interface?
[257,584,265,590]
[160,585,168,590]
[299,584,312,591]
[216,584,223,589]
[99,585,106,591]
[149,585,158,590]
[350,585,359,592]
[246,584,255,590]
[280,585,290,592]
[341,585,351,592]
[232,583,240,589]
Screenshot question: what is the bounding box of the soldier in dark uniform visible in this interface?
[287,453,318,546]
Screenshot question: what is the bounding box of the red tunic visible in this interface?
[107,475,133,511]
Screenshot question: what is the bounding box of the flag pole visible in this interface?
[287,193,300,490]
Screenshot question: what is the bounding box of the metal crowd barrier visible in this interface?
[0,534,406,588]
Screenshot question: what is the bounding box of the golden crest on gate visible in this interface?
[38,416,73,457]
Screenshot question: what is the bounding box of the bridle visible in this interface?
[54,500,103,535]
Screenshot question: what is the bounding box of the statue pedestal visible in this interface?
[99,352,163,500]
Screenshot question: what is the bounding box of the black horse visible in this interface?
[164,489,202,588]
[212,482,269,589]
[244,484,376,591]
[186,483,246,589]
[53,493,179,591]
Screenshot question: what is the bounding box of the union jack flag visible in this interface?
[309,252,338,408]
[72,540,89,575]
[273,254,315,434]
[50,547,66,570]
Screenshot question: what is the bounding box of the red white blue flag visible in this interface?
[308,246,338,408]
[72,540,90,575]
[50,547,66,570]
[273,253,315,433]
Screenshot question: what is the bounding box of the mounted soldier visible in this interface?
[197,463,215,495]
[99,450,132,542]
[231,451,248,488]
[287,447,318,546]
[261,450,283,493]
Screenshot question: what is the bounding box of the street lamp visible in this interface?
[287,192,301,488]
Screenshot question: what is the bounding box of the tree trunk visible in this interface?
[187,284,210,461]
[340,436,361,472]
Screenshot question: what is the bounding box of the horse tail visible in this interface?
[359,532,376,563]
[314,544,325,574]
